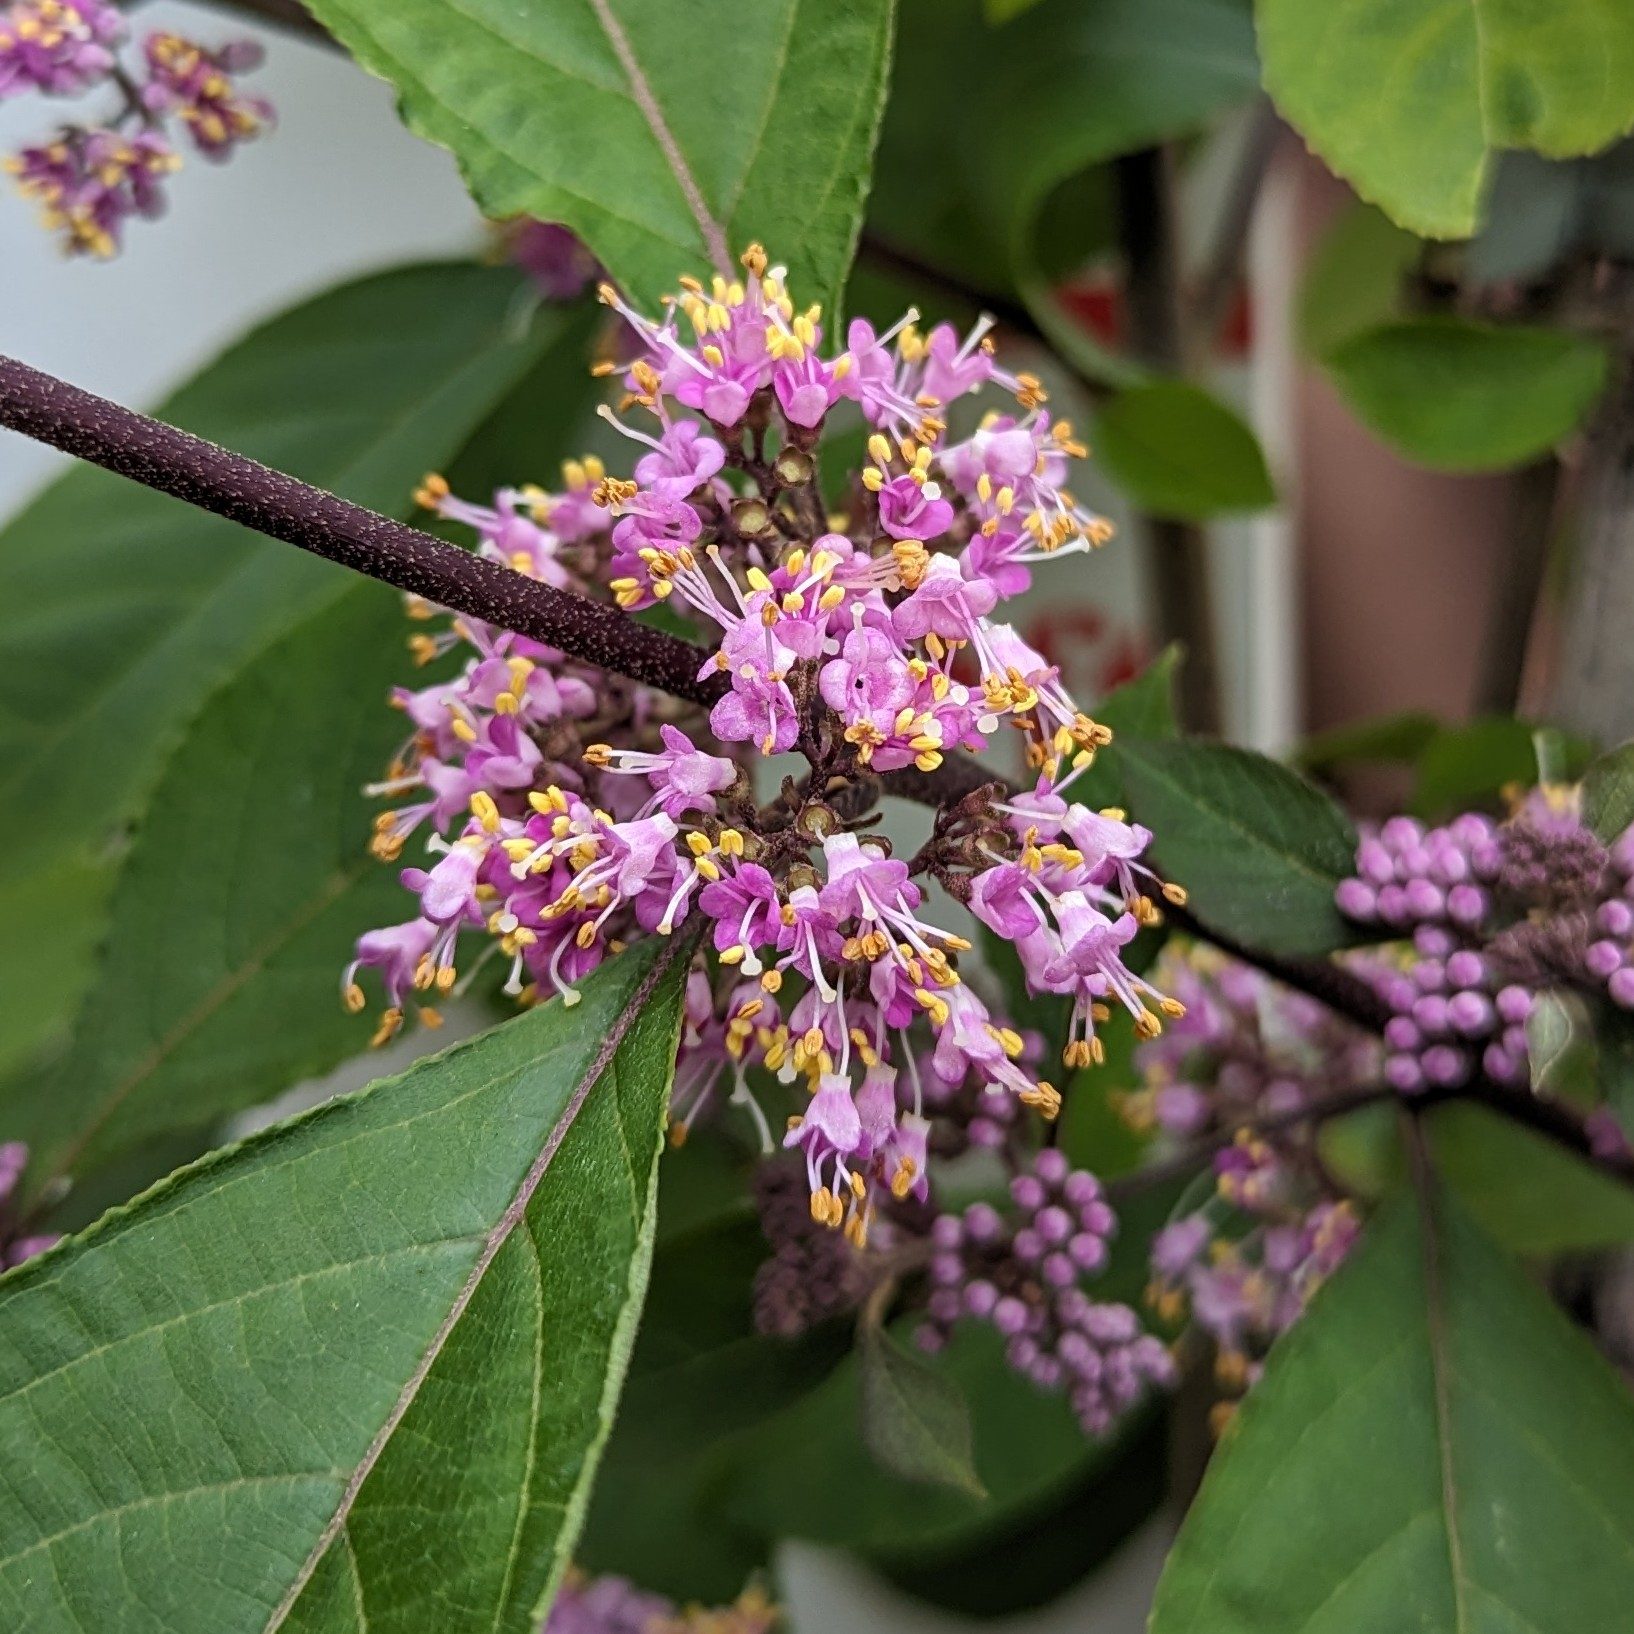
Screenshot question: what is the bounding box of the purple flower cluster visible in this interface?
[541,1572,773,1634]
[917,1148,1173,1435]
[1150,1192,1358,1388]
[1129,949,1367,1380]
[1337,793,1634,1094]
[0,1143,57,1270]
[351,247,1185,1248]
[1,1,271,255]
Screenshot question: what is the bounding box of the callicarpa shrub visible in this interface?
[7,1,1634,1630]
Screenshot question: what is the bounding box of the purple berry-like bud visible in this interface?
[1447,990,1494,1035]
[1010,1174,1046,1213]
[965,1202,1003,1244]
[1057,1287,1091,1325]
[1381,816,1424,849]
[1447,884,1487,926]
[1414,925,1456,958]
[1611,968,1634,1009]
[1081,1199,1115,1236]
[1031,1357,1064,1390]
[1335,878,1377,919]
[1412,994,1450,1035]
[1042,1252,1076,1288]
[1403,878,1444,920]
[929,1289,962,1323]
[1421,1044,1467,1086]
[1413,959,1446,993]
[1588,939,1626,979]
[1386,1053,1425,1093]
[1494,984,1533,1024]
[965,1279,998,1318]
[1035,1204,1072,1244]
[1598,899,1634,938]
[1007,1336,1038,1370]
[1445,950,1485,988]
[1357,838,1395,884]
[1058,1331,1095,1375]
[1082,1303,1139,1343]
[1384,1016,1421,1052]
[1033,1147,1069,1188]
[1013,1228,1044,1264]
[931,1213,963,1249]
[930,1252,964,1286]
[1483,1043,1520,1084]
[914,1324,946,1353]
[993,1296,1028,1337]
[1068,1231,1109,1272]
[1429,846,1470,886]
[1062,1170,1101,1208]
[1376,883,1409,925]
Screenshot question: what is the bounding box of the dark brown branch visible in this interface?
[0,353,725,706]
[1110,1069,1634,1202]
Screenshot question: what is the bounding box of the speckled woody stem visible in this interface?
[0,351,726,706]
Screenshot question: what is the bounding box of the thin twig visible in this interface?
[0,352,725,706]
[1475,456,1558,716]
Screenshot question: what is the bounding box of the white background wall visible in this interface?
[0,6,1172,1625]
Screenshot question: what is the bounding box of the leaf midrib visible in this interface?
[261,937,690,1632]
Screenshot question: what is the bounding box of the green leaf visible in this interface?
[1410,716,1594,819]
[858,1321,985,1497]
[1324,317,1607,471]
[982,0,1042,20]
[6,590,423,1199]
[1297,709,1440,773]
[1151,1183,1634,1632]
[868,0,1256,299]
[0,265,579,1082]
[1583,741,1634,841]
[1257,0,1634,239]
[1092,380,1275,522]
[1295,202,1421,358]
[299,0,895,318]
[0,938,690,1634]
[1114,739,1359,955]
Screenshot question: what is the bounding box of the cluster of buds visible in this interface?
[1,0,271,256]
[918,1149,1174,1435]
[351,246,1187,1252]
[1130,948,1365,1391]
[1338,790,1634,1096]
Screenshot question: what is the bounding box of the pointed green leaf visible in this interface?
[1258,0,1634,239]
[1324,317,1607,472]
[298,0,896,317]
[0,265,584,1081]
[869,0,1257,298]
[8,589,418,1198]
[0,937,690,1634]
[859,1321,985,1497]
[1151,1184,1634,1632]
[1583,741,1634,842]
[1114,739,1359,955]
[1092,381,1275,522]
